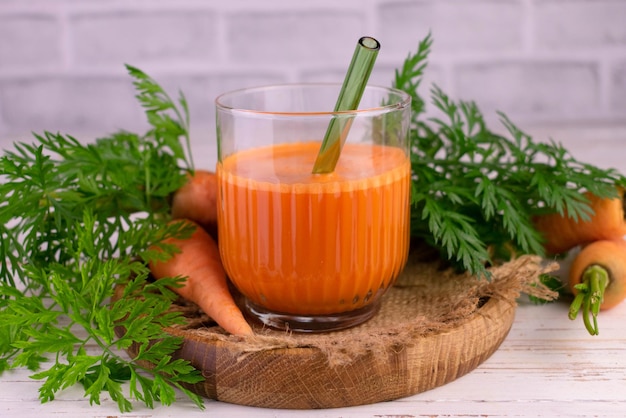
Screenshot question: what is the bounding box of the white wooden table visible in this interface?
[1,298,625,418]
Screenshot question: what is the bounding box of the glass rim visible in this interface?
[214,82,411,116]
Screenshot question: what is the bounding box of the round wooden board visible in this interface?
[114,258,523,410]
[179,296,512,409]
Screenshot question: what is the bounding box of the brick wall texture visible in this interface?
[0,0,625,168]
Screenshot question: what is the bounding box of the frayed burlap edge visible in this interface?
[165,254,558,368]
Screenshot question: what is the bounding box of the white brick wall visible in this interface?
[0,12,63,72]
[0,0,625,170]
[70,10,218,67]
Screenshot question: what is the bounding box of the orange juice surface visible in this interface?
[216,141,411,315]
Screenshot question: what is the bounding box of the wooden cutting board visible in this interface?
[113,254,556,409]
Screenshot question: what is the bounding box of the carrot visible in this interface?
[533,188,626,255]
[149,219,253,336]
[171,170,219,237]
[567,239,626,335]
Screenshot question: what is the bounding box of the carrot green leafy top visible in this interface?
[395,33,626,278]
[0,66,204,411]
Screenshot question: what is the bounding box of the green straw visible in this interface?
[312,36,380,174]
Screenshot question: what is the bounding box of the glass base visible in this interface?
[244,300,381,333]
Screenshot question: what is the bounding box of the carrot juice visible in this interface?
[216,140,411,317]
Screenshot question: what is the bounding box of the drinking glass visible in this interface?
[215,83,411,332]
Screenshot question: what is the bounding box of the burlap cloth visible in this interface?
[163,252,558,368]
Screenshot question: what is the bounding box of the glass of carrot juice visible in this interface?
[215,83,411,332]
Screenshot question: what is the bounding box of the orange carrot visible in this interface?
[171,170,219,237]
[567,239,626,335]
[149,219,253,336]
[533,188,626,255]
